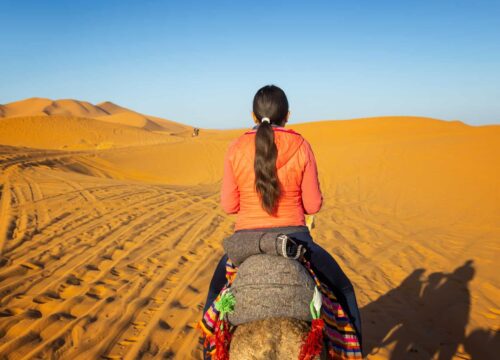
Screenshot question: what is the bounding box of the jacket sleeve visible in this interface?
[301,141,323,214]
[221,144,240,214]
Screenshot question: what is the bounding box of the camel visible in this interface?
[230,317,319,359]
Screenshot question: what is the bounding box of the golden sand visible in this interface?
[0,98,498,359]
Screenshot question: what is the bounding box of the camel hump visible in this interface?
[230,317,310,359]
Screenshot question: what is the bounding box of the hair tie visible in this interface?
[261,117,270,123]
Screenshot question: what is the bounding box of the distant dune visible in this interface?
[0,100,498,359]
[0,97,190,135]
[0,115,182,150]
[1,98,107,118]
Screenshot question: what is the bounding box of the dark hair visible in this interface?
[253,85,289,215]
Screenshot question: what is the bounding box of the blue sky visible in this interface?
[1,0,499,128]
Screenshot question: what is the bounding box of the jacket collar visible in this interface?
[247,124,298,135]
[251,123,284,130]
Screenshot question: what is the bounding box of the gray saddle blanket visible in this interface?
[227,254,315,326]
[222,231,315,326]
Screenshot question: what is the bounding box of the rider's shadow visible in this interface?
[360,260,491,359]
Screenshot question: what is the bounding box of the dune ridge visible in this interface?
[0,100,498,359]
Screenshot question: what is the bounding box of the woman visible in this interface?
[203,85,363,351]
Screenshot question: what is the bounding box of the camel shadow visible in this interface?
[361,260,499,359]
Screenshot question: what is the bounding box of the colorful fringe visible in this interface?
[197,257,363,359]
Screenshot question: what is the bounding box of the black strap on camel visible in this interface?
[222,231,306,266]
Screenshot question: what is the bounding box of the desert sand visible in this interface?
[0,98,498,359]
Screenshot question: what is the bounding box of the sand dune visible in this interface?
[0,108,498,359]
[94,101,190,135]
[0,115,181,150]
[0,98,108,118]
[0,98,191,135]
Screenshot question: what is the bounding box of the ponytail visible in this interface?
[254,119,280,214]
[252,85,289,215]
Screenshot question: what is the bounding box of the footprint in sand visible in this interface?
[169,300,187,309]
[158,319,172,330]
[127,263,145,271]
[86,284,108,300]
[25,309,43,319]
[50,312,76,321]
[20,260,44,270]
[85,264,99,271]
[65,274,82,286]
[0,307,24,316]
[163,349,175,359]
[33,290,61,304]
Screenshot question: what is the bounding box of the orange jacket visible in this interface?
[221,125,323,230]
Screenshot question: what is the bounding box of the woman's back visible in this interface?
[221,125,323,230]
[201,86,362,359]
